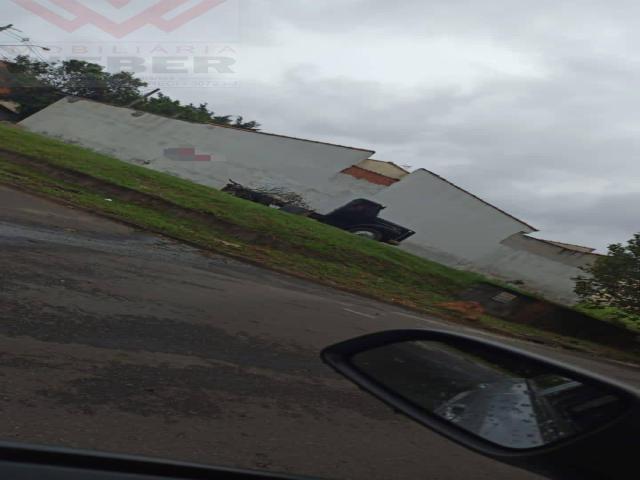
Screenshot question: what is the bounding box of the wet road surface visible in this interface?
[1,186,637,480]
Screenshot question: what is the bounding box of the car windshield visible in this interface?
[1,2,639,480]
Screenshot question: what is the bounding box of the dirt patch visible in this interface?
[437,301,485,320]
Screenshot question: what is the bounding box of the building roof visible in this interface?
[205,121,376,154]
[359,159,410,177]
[61,96,376,155]
[416,168,538,232]
[534,239,596,254]
[0,100,20,114]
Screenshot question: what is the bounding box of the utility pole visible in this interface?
[0,24,50,56]
[126,88,161,108]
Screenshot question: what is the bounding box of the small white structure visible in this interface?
[373,169,537,266]
[476,234,599,303]
[366,170,595,303]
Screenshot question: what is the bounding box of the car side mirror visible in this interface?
[321,330,639,480]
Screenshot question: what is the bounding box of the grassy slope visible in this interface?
[576,305,640,334]
[0,123,637,363]
[0,123,481,306]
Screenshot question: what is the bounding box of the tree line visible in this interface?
[2,56,260,130]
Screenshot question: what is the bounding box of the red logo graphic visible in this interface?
[13,0,228,38]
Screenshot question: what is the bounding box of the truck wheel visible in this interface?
[349,228,383,241]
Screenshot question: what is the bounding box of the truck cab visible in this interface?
[317,199,415,244]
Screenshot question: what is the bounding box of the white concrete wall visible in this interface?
[21,98,592,305]
[21,97,375,213]
[371,169,536,265]
[316,172,387,211]
[475,234,598,304]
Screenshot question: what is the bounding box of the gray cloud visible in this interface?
[173,47,639,251]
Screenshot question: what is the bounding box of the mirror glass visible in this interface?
[351,340,628,449]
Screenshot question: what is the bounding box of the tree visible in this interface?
[5,56,146,117]
[2,56,260,130]
[234,115,260,131]
[575,233,640,316]
[135,94,260,129]
[3,57,66,117]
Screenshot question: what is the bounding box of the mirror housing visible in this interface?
[322,330,639,480]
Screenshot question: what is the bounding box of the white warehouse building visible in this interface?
[20,97,376,213]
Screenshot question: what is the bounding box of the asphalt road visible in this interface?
[0,186,637,480]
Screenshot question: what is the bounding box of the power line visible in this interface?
[0,25,50,62]
[0,30,21,45]
[30,46,48,63]
[0,44,50,51]
[5,33,28,45]
[0,28,28,49]
[3,29,22,38]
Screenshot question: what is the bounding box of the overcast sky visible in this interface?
[4,0,640,251]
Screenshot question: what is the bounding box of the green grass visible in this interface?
[473,315,640,364]
[0,123,483,310]
[1,122,638,363]
[575,305,640,333]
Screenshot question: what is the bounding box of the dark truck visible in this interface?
[222,180,415,245]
